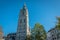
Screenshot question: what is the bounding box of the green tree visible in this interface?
[56,17,60,30]
[31,23,47,40]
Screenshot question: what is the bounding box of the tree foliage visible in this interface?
[31,23,47,40]
[56,17,60,30]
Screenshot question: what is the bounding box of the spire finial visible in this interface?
[24,3,26,7]
[24,2,26,6]
[23,2,27,9]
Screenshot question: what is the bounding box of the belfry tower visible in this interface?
[16,4,30,40]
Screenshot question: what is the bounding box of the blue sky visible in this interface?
[0,0,60,36]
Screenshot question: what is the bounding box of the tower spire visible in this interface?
[16,3,30,40]
[23,3,27,9]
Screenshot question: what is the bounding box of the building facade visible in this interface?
[5,33,16,40]
[16,4,30,40]
[0,26,4,40]
[47,28,60,40]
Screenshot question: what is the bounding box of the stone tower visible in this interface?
[16,4,30,40]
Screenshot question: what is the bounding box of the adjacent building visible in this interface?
[5,33,16,40]
[16,4,30,40]
[0,26,4,40]
[47,28,60,40]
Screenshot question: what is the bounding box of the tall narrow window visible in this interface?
[22,12,24,15]
[20,19,22,23]
[24,19,26,23]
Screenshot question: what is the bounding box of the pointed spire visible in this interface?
[24,2,26,7]
[23,3,27,9]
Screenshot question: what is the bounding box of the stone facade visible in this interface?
[5,33,16,40]
[16,4,30,40]
[0,26,3,40]
[47,28,60,40]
